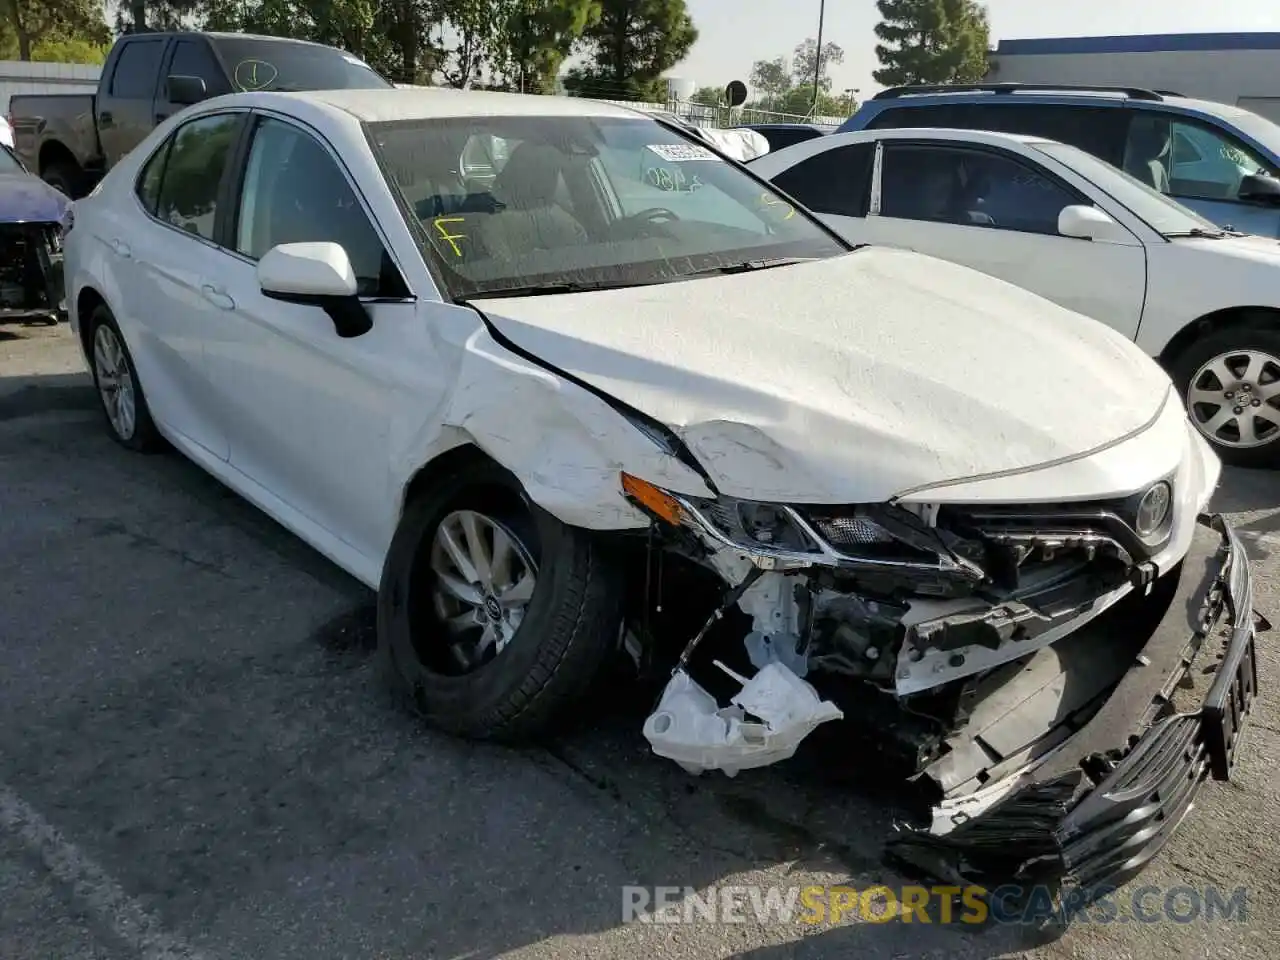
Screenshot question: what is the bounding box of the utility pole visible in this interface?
[812,0,826,115]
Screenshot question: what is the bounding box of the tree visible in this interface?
[563,0,697,103]
[872,0,990,87]
[496,1,600,94]
[1,0,109,61]
[791,37,844,93]
[688,85,723,107]
[748,56,790,106]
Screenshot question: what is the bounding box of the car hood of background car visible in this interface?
[0,172,69,224]
[471,248,1173,504]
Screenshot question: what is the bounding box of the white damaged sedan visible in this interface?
[63,88,1261,899]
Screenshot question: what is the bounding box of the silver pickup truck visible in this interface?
[10,30,389,198]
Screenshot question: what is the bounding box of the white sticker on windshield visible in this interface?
[645,143,720,162]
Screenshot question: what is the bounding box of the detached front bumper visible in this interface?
[886,514,1262,895]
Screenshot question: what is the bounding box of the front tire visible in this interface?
[1171,325,1280,468]
[87,306,163,452]
[377,457,623,743]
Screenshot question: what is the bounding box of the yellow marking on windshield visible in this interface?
[233,59,279,92]
[433,216,467,257]
[761,193,795,219]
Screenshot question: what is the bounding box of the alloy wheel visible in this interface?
[1186,349,1280,449]
[429,509,538,673]
[93,323,137,441]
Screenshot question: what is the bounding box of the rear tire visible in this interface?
[41,162,84,200]
[87,305,164,453]
[377,457,623,743]
[1170,325,1280,468]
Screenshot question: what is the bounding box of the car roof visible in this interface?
[860,86,1242,122]
[262,88,652,123]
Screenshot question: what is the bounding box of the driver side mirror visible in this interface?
[1238,173,1280,207]
[1058,204,1130,243]
[166,74,208,106]
[257,242,372,338]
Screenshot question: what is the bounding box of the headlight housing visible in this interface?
[619,473,982,578]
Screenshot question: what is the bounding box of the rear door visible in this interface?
[865,140,1147,336]
[767,141,875,241]
[97,35,170,168]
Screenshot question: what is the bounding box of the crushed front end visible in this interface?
[0,221,65,325]
[618,418,1261,896]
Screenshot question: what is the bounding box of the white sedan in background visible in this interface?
[60,87,1257,898]
[752,127,1280,467]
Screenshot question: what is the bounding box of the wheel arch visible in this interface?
[75,285,107,364]
[1157,305,1280,368]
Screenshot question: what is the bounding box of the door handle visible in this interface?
[200,284,235,310]
[109,238,132,259]
[99,111,113,126]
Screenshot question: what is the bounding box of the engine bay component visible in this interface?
[0,223,64,323]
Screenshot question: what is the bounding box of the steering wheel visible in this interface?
[622,207,682,225]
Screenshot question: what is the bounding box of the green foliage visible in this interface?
[746,37,848,117]
[562,0,697,102]
[1,0,110,61]
[689,85,723,107]
[872,0,990,87]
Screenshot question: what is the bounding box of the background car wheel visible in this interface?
[378,457,623,743]
[1171,326,1280,468]
[41,163,83,199]
[87,306,164,453]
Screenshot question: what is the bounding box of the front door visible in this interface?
[199,113,442,567]
[1124,110,1280,238]
[860,140,1148,338]
[97,36,169,168]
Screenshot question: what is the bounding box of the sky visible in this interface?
[677,0,1280,97]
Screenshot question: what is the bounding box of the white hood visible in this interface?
[473,248,1172,503]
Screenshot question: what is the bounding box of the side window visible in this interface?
[167,40,230,98]
[880,144,1083,235]
[154,113,241,240]
[771,143,874,217]
[968,105,1130,167]
[1125,112,1280,202]
[135,138,172,215]
[110,40,165,99]
[867,104,973,130]
[234,116,403,297]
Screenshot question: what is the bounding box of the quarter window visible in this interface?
[110,40,165,99]
[233,116,403,297]
[135,139,171,215]
[771,143,874,218]
[880,143,1083,235]
[154,113,241,241]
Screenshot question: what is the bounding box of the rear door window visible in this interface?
[1124,110,1280,202]
[153,113,242,241]
[771,143,874,218]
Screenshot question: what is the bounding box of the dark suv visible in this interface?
[838,83,1280,237]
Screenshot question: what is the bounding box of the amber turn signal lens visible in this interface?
[620,473,684,526]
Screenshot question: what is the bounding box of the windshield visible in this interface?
[367,114,847,298]
[212,38,390,92]
[0,146,22,173]
[1032,139,1224,235]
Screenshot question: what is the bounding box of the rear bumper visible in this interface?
[886,514,1261,896]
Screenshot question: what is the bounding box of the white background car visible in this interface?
[0,116,13,149]
[59,89,1254,893]
[751,127,1280,467]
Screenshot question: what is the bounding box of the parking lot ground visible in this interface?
[2,322,1279,960]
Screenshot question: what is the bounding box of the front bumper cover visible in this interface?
[885,513,1262,897]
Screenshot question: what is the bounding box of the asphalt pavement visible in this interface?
[2,322,1278,960]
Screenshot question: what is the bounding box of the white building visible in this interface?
[985,33,1280,122]
[1,60,99,115]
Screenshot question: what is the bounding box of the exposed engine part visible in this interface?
[0,223,64,322]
